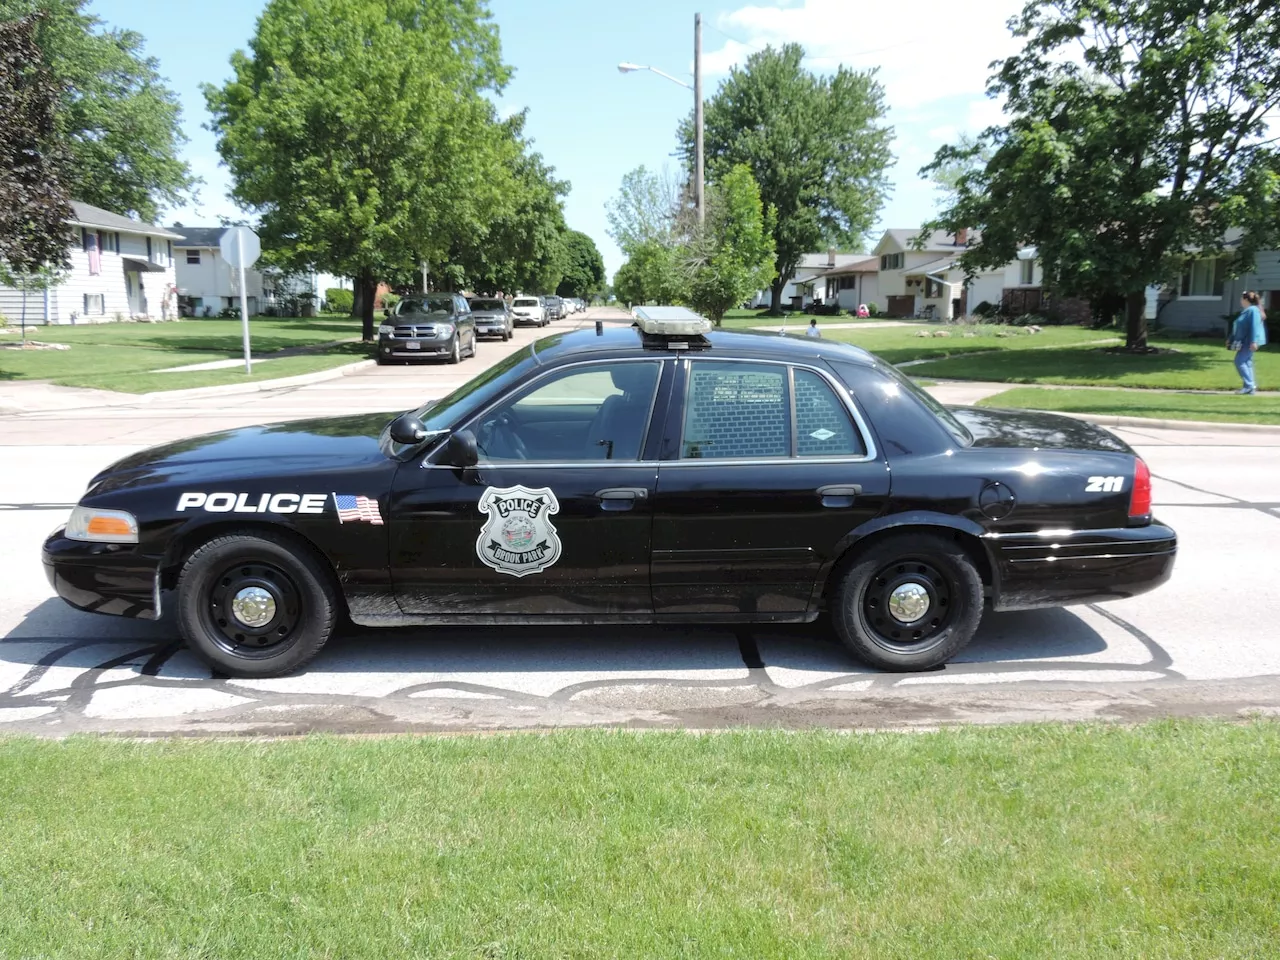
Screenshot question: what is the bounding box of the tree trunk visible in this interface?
[351,283,363,320]
[357,267,378,342]
[1125,290,1148,351]
[769,277,787,315]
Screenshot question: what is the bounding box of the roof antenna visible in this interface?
[595,318,603,335]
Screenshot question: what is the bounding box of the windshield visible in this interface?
[470,299,504,311]
[415,346,538,432]
[397,297,454,317]
[512,298,538,308]
[872,357,973,446]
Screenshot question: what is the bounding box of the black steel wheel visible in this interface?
[830,532,983,671]
[177,531,337,677]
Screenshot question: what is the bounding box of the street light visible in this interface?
[619,13,704,224]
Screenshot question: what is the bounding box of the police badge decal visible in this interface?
[476,485,563,577]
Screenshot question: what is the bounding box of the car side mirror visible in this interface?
[388,413,427,444]
[446,429,479,468]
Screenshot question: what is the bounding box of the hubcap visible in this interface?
[887,582,930,623]
[231,586,276,628]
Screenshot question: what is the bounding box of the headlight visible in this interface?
[438,323,456,335]
[377,325,395,335]
[65,506,139,544]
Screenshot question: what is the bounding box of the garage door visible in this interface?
[886,295,914,318]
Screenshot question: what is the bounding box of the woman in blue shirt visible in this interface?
[1230,291,1268,394]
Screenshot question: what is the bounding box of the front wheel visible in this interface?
[176,531,338,677]
[829,532,983,671]
[448,337,461,364]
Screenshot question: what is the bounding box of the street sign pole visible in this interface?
[238,231,252,374]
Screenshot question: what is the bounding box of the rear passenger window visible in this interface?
[683,362,789,459]
[794,368,865,457]
[681,362,865,460]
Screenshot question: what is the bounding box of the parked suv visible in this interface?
[377,293,476,365]
[467,297,513,341]
[511,296,546,327]
[543,295,564,321]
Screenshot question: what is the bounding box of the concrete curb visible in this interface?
[130,359,377,403]
[1054,411,1280,435]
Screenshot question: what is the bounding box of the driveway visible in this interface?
[2,307,1278,734]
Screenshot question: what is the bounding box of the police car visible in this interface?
[43,308,1176,678]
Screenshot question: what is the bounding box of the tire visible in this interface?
[829,532,984,671]
[448,337,461,364]
[176,531,338,678]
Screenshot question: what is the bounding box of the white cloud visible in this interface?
[709,0,1025,110]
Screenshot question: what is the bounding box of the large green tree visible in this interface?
[685,165,776,326]
[2,0,195,220]
[0,12,71,280]
[684,44,893,314]
[205,0,513,340]
[922,0,1280,349]
[613,240,685,307]
[556,230,606,299]
[604,165,680,255]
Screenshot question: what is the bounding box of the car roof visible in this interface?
[529,325,880,368]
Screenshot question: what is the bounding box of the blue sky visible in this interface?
[88,0,1024,278]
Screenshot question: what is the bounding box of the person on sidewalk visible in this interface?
[1229,291,1267,394]
[806,317,822,338]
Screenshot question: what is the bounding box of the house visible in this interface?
[747,249,872,309]
[0,201,181,324]
[1157,243,1280,334]
[810,256,880,310]
[170,226,266,316]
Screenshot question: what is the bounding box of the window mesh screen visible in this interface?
[794,369,864,456]
[683,364,789,459]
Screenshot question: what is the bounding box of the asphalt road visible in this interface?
[2,307,1278,734]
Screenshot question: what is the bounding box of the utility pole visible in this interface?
[694,12,705,225]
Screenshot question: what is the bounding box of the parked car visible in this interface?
[44,309,1176,678]
[467,297,513,341]
[376,293,476,365]
[511,296,545,327]
[543,295,564,321]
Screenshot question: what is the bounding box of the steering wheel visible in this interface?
[480,412,529,460]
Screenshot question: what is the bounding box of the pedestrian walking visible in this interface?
[1229,291,1267,394]
[806,317,822,338]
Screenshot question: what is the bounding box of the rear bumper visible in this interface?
[986,522,1177,611]
[474,319,508,337]
[42,529,161,620]
[512,314,541,326]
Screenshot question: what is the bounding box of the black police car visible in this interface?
[44,309,1176,678]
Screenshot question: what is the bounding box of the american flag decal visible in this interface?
[332,493,384,525]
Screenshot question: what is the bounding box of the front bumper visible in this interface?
[43,528,161,620]
[986,522,1177,611]
[377,334,457,360]
[474,318,508,337]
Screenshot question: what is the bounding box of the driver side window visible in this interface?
[473,361,662,462]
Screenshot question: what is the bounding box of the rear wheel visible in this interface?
[830,532,983,671]
[176,531,337,678]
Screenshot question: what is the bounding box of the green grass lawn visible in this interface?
[817,323,1118,364]
[1,722,1278,958]
[909,334,1276,391]
[979,386,1280,425]
[718,308,894,330]
[0,316,368,392]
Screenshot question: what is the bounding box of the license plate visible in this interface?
[405,341,421,350]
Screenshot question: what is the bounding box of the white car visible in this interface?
[510,296,546,327]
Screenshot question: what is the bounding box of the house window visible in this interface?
[186,249,201,264]
[839,276,857,291]
[83,294,104,315]
[84,231,101,276]
[1019,259,1036,285]
[167,240,173,263]
[146,237,153,262]
[880,252,904,271]
[1180,258,1224,298]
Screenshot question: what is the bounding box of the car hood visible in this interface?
[950,406,1133,453]
[86,413,397,495]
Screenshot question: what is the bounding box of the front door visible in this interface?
[390,358,670,616]
[651,359,890,616]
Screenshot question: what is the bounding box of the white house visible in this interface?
[0,201,181,325]
[748,249,872,309]
[810,256,880,310]
[1157,244,1280,334]
[170,226,266,316]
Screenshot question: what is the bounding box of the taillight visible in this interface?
[1129,457,1152,519]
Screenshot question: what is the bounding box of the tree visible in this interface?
[613,240,685,306]
[556,230,606,299]
[685,165,776,326]
[922,0,1280,350]
[0,12,72,282]
[926,132,993,203]
[2,0,195,220]
[683,44,893,314]
[205,0,514,340]
[604,165,681,254]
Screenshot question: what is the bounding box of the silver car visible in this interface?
[467,297,513,341]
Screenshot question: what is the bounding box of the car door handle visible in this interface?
[595,487,648,511]
[817,484,861,508]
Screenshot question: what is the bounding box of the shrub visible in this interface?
[972,300,996,318]
[325,288,354,314]
[866,301,879,316]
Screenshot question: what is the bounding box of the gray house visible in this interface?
[1158,246,1280,334]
